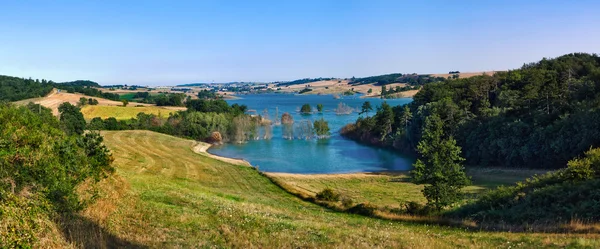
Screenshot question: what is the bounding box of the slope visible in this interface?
[76,130,600,248]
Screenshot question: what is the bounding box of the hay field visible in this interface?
[81,105,184,120]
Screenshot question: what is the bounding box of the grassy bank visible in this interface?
[264,169,548,209]
[81,105,182,120]
[60,130,600,248]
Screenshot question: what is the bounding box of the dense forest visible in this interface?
[122,92,187,106]
[0,75,55,101]
[343,53,600,169]
[350,73,446,86]
[0,76,121,101]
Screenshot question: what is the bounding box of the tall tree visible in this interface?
[411,114,470,211]
[360,101,373,117]
[58,102,86,136]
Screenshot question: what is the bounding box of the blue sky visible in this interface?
[1,0,599,85]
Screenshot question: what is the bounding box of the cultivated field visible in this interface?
[64,130,600,248]
[81,105,184,120]
[13,89,152,115]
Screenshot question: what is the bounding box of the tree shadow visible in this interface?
[58,213,147,249]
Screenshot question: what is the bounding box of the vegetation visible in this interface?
[450,146,600,227]
[81,105,177,120]
[276,77,334,87]
[298,88,313,94]
[0,103,114,247]
[316,103,324,112]
[300,103,312,113]
[313,118,331,138]
[0,75,54,101]
[87,130,598,247]
[344,53,600,169]
[197,89,218,99]
[411,114,470,211]
[351,73,445,86]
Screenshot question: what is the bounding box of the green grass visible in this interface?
[265,169,548,209]
[74,130,600,248]
[81,105,179,120]
[118,93,136,101]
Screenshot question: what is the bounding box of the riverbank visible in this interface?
[192,142,251,166]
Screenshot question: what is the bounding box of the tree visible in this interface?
[381,85,387,98]
[317,103,324,112]
[300,103,312,114]
[313,118,330,138]
[360,101,373,117]
[399,105,412,132]
[58,102,86,136]
[368,88,373,94]
[78,97,88,107]
[374,102,394,140]
[411,114,470,211]
[122,99,129,107]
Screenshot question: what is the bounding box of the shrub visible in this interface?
[315,188,340,202]
[341,196,354,208]
[348,202,377,216]
[300,104,312,114]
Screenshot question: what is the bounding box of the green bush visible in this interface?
[348,202,377,216]
[315,188,340,202]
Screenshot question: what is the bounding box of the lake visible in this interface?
[208,93,414,174]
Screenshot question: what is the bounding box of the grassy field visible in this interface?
[264,169,549,210]
[57,130,600,248]
[81,105,183,120]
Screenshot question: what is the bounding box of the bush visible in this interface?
[300,104,312,114]
[348,202,377,216]
[341,196,354,208]
[315,188,340,202]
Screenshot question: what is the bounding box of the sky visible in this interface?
[1,0,599,86]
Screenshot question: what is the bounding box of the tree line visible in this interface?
[344,53,600,169]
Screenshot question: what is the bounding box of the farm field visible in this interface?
[81,105,185,120]
[13,89,152,115]
[66,130,600,248]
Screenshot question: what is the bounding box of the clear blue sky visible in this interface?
[1,0,599,85]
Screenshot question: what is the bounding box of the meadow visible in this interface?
[60,130,600,248]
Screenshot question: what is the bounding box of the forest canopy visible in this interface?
[343,53,600,169]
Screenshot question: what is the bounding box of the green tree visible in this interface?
[78,97,88,107]
[368,88,373,94]
[58,102,86,136]
[313,118,330,138]
[360,101,373,117]
[122,99,129,107]
[317,103,324,112]
[411,114,470,211]
[399,105,412,132]
[374,102,394,140]
[381,85,387,98]
[300,103,312,114]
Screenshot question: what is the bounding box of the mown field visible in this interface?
[265,169,548,208]
[81,105,183,120]
[65,130,600,248]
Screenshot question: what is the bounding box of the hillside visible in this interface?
[13,89,152,115]
[77,130,597,248]
[343,53,600,169]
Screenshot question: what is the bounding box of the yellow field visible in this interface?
[81,105,184,120]
[54,130,600,248]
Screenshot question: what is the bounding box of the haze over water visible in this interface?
[208,94,413,173]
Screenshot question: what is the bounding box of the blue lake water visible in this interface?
[208,93,414,174]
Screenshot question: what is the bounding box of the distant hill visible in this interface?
[58,80,101,87]
[276,77,335,87]
[177,83,211,87]
[350,73,446,86]
[0,75,55,101]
